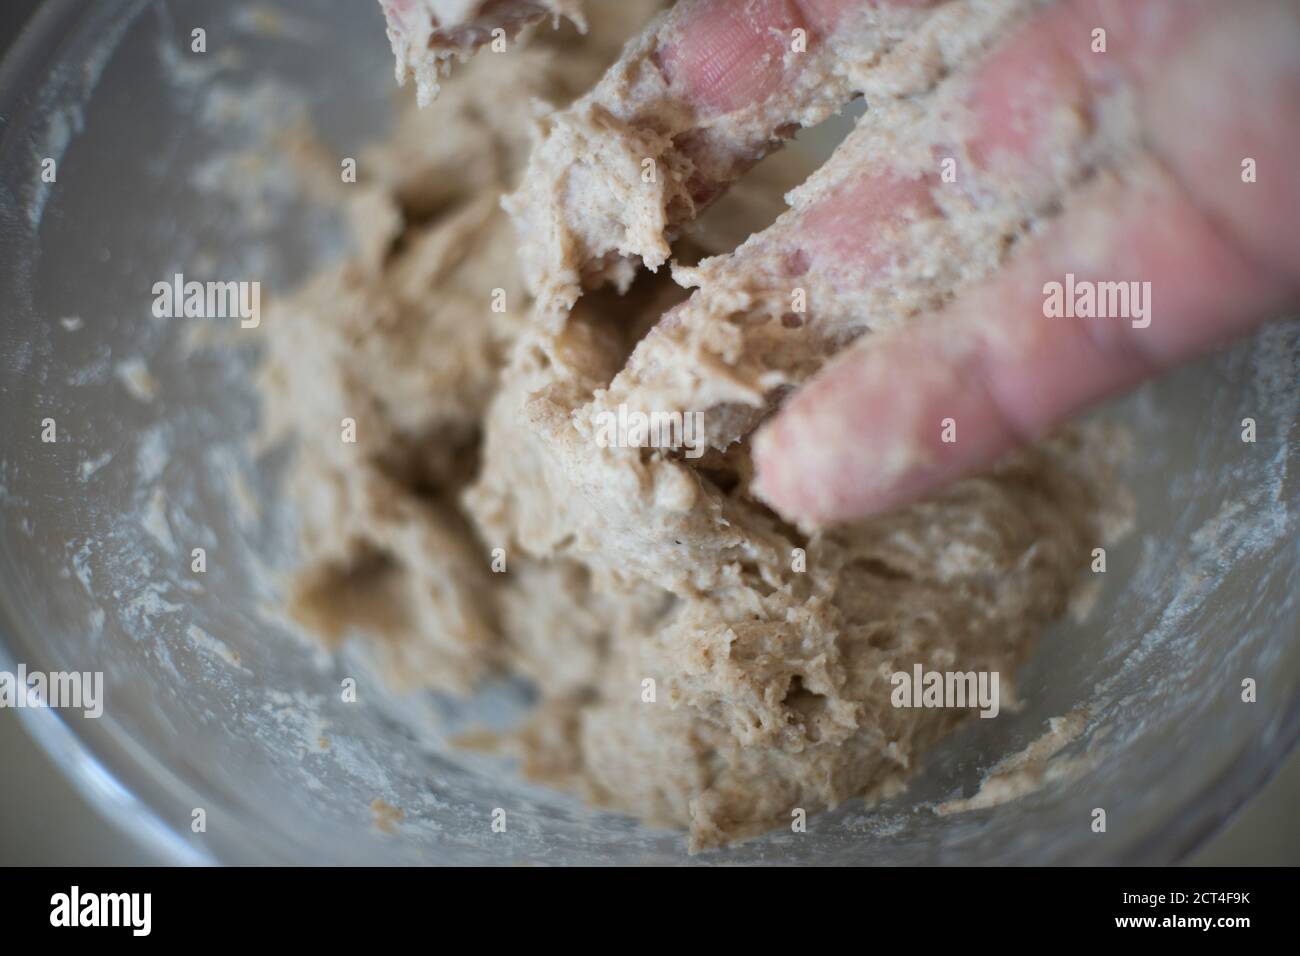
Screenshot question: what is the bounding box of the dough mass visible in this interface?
[263,2,1127,850]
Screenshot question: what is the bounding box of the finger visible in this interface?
[752,163,1296,525]
[658,0,831,116]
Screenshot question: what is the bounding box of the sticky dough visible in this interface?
[379,0,586,106]
[265,0,1132,850]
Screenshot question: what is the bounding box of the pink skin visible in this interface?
[657,0,919,114]
[657,0,807,114]
[667,0,1300,525]
[798,171,940,279]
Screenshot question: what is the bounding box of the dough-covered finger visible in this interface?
[752,163,1295,524]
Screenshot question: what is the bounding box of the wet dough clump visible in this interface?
[264,2,1129,850]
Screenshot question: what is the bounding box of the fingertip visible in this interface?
[752,347,918,525]
[753,326,995,526]
[749,420,795,515]
[658,0,804,114]
[751,388,846,527]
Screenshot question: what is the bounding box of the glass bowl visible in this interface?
[0,0,1296,865]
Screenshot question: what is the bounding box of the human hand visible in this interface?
[393,0,1300,527]
[730,0,1299,523]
